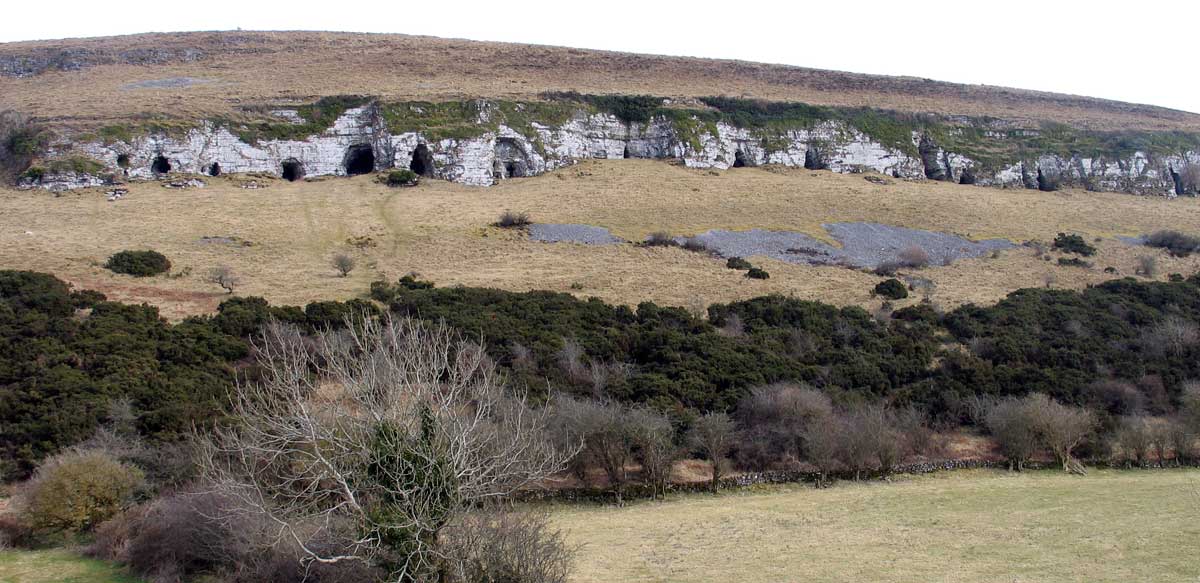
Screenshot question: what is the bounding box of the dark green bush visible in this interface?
[1052,233,1096,256]
[1145,230,1200,257]
[726,257,752,270]
[874,279,908,299]
[1057,257,1092,268]
[746,267,770,280]
[104,250,172,277]
[643,232,678,247]
[383,168,418,187]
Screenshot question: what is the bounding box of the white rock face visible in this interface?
[26,102,1200,197]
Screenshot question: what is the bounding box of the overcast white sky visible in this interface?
[3,0,1197,113]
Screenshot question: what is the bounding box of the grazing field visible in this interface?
[552,469,1200,583]
[3,160,1199,319]
[0,549,140,583]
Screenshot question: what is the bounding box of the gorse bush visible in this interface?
[18,450,144,536]
[746,267,770,279]
[1053,233,1096,256]
[104,250,171,277]
[383,168,418,187]
[1057,257,1092,268]
[726,257,752,270]
[643,232,678,247]
[874,278,908,300]
[1145,230,1200,257]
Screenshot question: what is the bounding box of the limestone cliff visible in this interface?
[22,95,1200,196]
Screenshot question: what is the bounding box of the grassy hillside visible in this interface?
[1,31,1198,132]
[2,160,1198,320]
[553,469,1200,583]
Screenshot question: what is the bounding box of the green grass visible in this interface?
[0,549,141,583]
[552,468,1200,583]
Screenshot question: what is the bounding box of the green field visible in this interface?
[552,469,1200,583]
[0,550,140,583]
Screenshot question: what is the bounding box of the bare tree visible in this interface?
[1030,394,1094,473]
[985,396,1042,471]
[687,412,736,491]
[332,253,356,277]
[1115,416,1155,468]
[627,406,677,498]
[199,316,573,581]
[548,395,637,501]
[735,382,832,467]
[205,265,240,294]
[802,416,842,488]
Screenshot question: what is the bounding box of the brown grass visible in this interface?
[2,160,1199,320]
[1,31,1198,131]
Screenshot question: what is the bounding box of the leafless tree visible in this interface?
[198,316,573,581]
[556,338,589,385]
[627,406,677,498]
[1115,416,1155,468]
[332,253,356,277]
[897,245,930,268]
[1030,394,1094,473]
[718,313,745,338]
[1135,254,1158,278]
[1141,316,1200,357]
[735,382,832,467]
[985,396,1042,471]
[687,412,736,491]
[802,416,842,488]
[548,395,637,500]
[205,265,240,294]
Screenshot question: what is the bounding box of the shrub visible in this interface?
[1145,230,1200,257]
[332,253,356,277]
[1135,255,1158,278]
[873,260,902,276]
[441,508,572,583]
[205,265,240,293]
[874,278,908,300]
[1057,257,1092,268]
[1170,273,1185,282]
[726,257,752,270]
[897,246,930,268]
[495,210,532,228]
[1053,233,1096,256]
[18,450,144,536]
[1,110,47,180]
[383,168,418,187]
[643,232,678,247]
[746,267,770,279]
[681,237,710,253]
[104,250,171,277]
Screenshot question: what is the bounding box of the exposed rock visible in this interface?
[25,101,1199,197]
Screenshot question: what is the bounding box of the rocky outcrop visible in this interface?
[24,100,1200,197]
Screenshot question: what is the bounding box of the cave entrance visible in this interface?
[623,144,631,159]
[281,159,305,182]
[116,154,130,169]
[732,149,748,168]
[207,162,221,177]
[804,147,827,171]
[344,144,375,176]
[959,168,976,185]
[409,144,434,177]
[493,138,531,179]
[151,155,171,174]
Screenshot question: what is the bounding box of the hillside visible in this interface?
[1,31,1198,131]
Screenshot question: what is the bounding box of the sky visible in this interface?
[3,0,1197,114]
